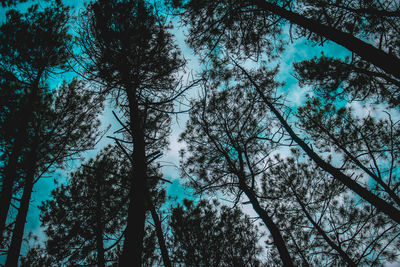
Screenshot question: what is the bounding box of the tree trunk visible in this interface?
[252,0,400,79]
[119,91,147,267]
[149,201,172,267]
[5,136,38,267]
[0,71,42,244]
[240,182,294,267]
[95,172,105,267]
[235,62,400,224]
[0,133,24,242]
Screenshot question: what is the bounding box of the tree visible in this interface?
[231,60,400,223]
[0,1,72,245]
[169,0,400,79]
[21,222,160,267]
[169,199,264,266]
[262,151,400,265]
[180,67,400,265]
[296,98,400,205]
[4,77,103,266]
[180,75,295,266]
[293,55,400,108]
[168,0,400,223]
[0,6,105,264]
[38,146,129,266]
[78,0,185,265]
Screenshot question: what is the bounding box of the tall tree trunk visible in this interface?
[119,91,147,267]
[0,71,42,244]
[239,181,294,267]
[95,172,105,267]
[0,132,24,242]
[252,0,400,79]
[5,136,38,267]
[235,61,400,224]
[149,201,172,267]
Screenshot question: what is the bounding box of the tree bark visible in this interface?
[119,91,147,267]
[235,61,400,224]
[240,182,294,267]
[0,133,24,242]
[252,0,400,79]
[95,172,105,267]
[149,201,172,267]
[5,136,38,267]
[0,71,42,244]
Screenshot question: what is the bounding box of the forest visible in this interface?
[0,0,399,266]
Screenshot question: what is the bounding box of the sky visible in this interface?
[1,0,399,265]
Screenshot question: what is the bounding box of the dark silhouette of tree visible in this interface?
[0,1,72,245]
[78,0,185,265]
[293,55,400,108]
[296,98,400,206]
[38,146,129,266]
[180,77,294,266]
[169,0,400,79]
[294,0,400,58]
[167,0,400,223]
[180,68,400,265]
[3,77,103,266]
[0,5,105,264]
[169,199,264,266]
[20,223,160,267]
[262,151,400,265]
[21,147,176,266]
[230,59,400,224]
[0,68,26,244]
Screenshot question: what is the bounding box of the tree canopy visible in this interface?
[1,0,399,266]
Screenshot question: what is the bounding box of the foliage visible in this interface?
[38,146,129,266]
[169,199,264,266]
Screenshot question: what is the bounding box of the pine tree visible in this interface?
[0,1,73,244]
[0,4,105,264]
[78,0,185,265]
[169,0,400,78]
[38,146,129,266]
[180,75,294,266]
[169,199,264,266]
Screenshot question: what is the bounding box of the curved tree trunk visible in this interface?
[252,0,400,79]
[235,61,400,224]
[240,182,294,267]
